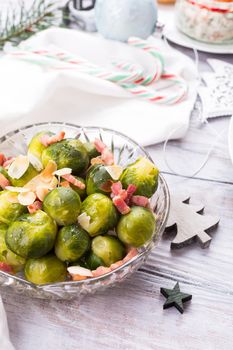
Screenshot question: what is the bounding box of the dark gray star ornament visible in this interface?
[160,282,192,314]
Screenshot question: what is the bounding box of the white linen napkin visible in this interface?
[0,27,198,146]
[0,296,15,350]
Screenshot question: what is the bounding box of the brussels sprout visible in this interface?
[28,131,54,165]
[0,166,10,190]
[83,142,100,159]
[61,176,86,199]
[81,193,118,237]
[55,224,90,262]
[43,187,81,226]
[0,224,25,272]
[0,190,26,225]
[86,165,114,196]
[120,157,159,198]
[92,235,125,267]
[42,139,89,175]
[9,163,38,187]
[24,254,67,285]
[117,206,156,247]
[6,210,57,258]
[84,251,105,270]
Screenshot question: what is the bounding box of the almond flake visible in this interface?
[41,160,57,181]
[48,177,58,190]
[67,266,93,277]
[53,168,72,176]
[5,186,30,193]
[27,152,43,172]
[78,213,90,231]
[36,186,49,202]
[105,165,123,180]
[18,191,36,206]
[8,155,29,179]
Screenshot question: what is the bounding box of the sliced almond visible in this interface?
[27,152,43,172]
[105,165,123,180]
[8,155,29,179]
[41,160,57,181]
[48,176,58,190]
[18,191,36,206]
[77,213,90,231]
[5,186,30,193]
[67,266,93,277]
[36,186,49,202]
[53,168,72,176]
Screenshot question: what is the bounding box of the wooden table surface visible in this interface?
[1,6,233,348]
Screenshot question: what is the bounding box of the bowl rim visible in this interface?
[0,122,170,290]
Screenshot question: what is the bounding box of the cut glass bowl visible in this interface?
[0,122,170,300]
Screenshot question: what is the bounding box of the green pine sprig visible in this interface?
[0,0,60,49]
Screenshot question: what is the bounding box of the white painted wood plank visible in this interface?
[147,116,233,183]
[2,272,233,350]
[2,173,233,350]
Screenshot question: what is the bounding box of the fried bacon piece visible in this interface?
[0,173,10,189]
[27,200,42,214]
[112,196,131,215]
[0,262,14,274]
[131,195,149,208]
[3,157,15,169]
[40,131,65,147]
[0,153,6,166]
[92,266,111,277]
[111,182,137,214]
[94,138,114,165]
[61,174,85,190]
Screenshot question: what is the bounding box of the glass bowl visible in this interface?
[175,0,233,44]
[0,122,170,300]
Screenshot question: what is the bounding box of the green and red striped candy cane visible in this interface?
[128,37,165,85]
[9,40,188,104]
[122,75,188,105]
[10,48,144,84]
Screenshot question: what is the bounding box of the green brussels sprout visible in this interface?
[43,187,81,226]
[0,190,26,225]
[81,193,118,237]
[86,165,114,196]
[83,142,100,159]
[28,130,54,165]
[92,235,125,267]
[42,139,89,175]
[6,210,57,258]
[24,254,67,285]
[117,206,156,247]
[61,176,86,199]
[120,157,159,198]
[0,224,25,272]
[0,166,10,190]
[55,224,90,262]
[9,163,38,187]
[84,251,105,270]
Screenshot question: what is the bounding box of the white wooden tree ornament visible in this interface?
[165,196,220,249]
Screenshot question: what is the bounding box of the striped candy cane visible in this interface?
[10,48,143,84]
[9,40,188,105]
[122,72,188,105]
[128,37,164,85]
